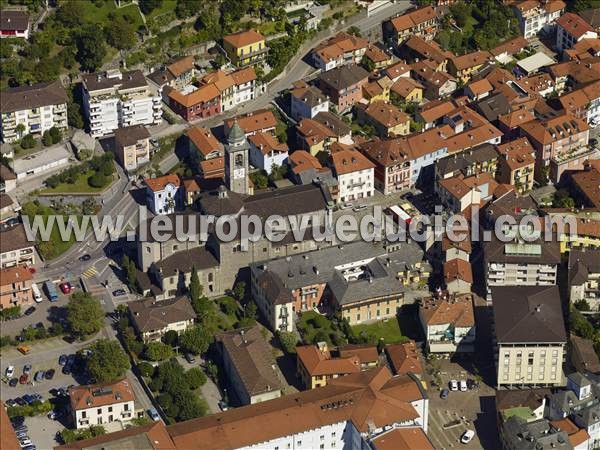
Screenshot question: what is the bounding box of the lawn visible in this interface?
[145,0,177,20]
[258,21,279,36]
[79,1,144,29]
[41,170,112,194]
[352,318,408,345]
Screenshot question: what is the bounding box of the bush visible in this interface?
[20,134,36,149]
[60,426,106,444]
[49,126,62,144]
[42,131,54,147]
[0,305,21,320]
[143,342,174,361]
[7,400,52,418]
[88,172,108,188]
[137,361,155,378]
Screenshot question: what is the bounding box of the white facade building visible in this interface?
[0,80,68,143]
[82,69,162,138]
[513,1,565,39]
[331,150,375,203]
[69,379,135,429]
[145,174,183,215]
[290,84,330,121]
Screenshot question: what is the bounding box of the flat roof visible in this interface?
[516,52,555,73]
[12,145,71,174]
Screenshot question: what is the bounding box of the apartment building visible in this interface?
[363,44,393,69]
[435,143,498,181]
[556,12,598,52]
[402,36,451,71]
[128,296,197,342]
[167,83,221,122]
[290,81,329,121]
[495,137,536,194]
[520,114,591,184]
[312,31,369,71]
[148,56,196,92]
[382,6,440,48]
[296,342,378,389]
[0,224,35,268]
[359,138,412,195]
[492,285,566,388]
[317,64,369,112]
[0,80,67,143]
[411,60,458,100]
[0,10,29,39]
[330,148,374,203]
[569,248,600,312]
[390,77,424,104]
[113,125,150,172]
[448,51,492,84]
[82,70,161,138]
[223,108,277,138]
[0,265,32,310]
[222,29,268,67]
[559,80,600,128]
[69,379,136,429]
[250,240,429,331]
[356,101,410,138]
[216,326,283,405]
[145,174,184,215]
[248,132,289,174]
[0,164,16,193]
[512,0,566,38]
[418,294,476,354]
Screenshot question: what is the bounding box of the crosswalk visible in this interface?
[82,267,99,279]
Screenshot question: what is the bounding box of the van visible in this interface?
[17,345,30,355]
[31,283,42,303]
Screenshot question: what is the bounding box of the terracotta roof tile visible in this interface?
[69,379,135,411]
[557,12,595,39]
[223,29,265,48]
[331,149,375,175]
[187,126,222,158]
[0,265,32,286]
[444,258,473,284]
[145,174,181,192]
[419,293,474,327]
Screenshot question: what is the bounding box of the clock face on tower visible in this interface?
[234,168,245,179]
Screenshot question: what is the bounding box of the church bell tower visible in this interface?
[225,119,250,195]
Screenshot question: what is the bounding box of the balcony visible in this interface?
[552,146,597,164]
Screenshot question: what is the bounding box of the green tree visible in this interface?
[76,25,107,72]
[347,26,362,37]
[105,20,137,50]
[233,281,246,302]
[20,134,36,149]
[15,123,26,139]
[276,331,298,354]
[86,339,131,383]
[189,266,202,304]
[186,367,207,389]
[49,126,62,144]
[179,326,211,355]
[137,361,155,378]
[163,329,179,347]
[60,426,106,444]
[249,171,268,189]
[42,130,53,147]
[244,300,257,320]
[66,292,104,337]
[574,299,591,312]
[175,393,207,421]
[122,255,137,290]
[88,172,108,188]
[139,0,163,14]
[144,341,174,361]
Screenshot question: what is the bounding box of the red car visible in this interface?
[19,374,28,384]
[59,282,72,294]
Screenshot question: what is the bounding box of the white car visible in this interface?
[449,380,459,391]
[5,366,14,378]
[459,380,468,392]
[461,430,475,444]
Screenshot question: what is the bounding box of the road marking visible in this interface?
[82,267,99,279]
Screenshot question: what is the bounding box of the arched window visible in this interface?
[235,153,244,168]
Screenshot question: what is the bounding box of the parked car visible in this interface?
[461,430,475,444]
[148,408,160,422]
[112,289,127,297]
[9,378,18,387]
[19,374,28,385]
[17,345,30,355]
[19,438,32,447]
[6,366,14,377]
[32,394,42,402]
[62,365,71,375]
[22,394,34,405]
[218,400,229,411]
[15,398,27,406]
[352,204,367,212]
[5,399,16,407]
[24,307,36,316]
[58,355,68,366]
[459,380,468,392]
[34,371,45,382]
[23,364,31,375]
[440,388,449,399]
[79,254,91,262]
[449,380,459,391]
[45,369,55,380]
[340,202,353,210]
[59,282,72,294]
[184,353,196,364]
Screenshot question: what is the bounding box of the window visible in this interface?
[97,408,102,414]
[356,314,360,321]
[124,404,129,411]
[82,411,86,418]
[108,406,113,412]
